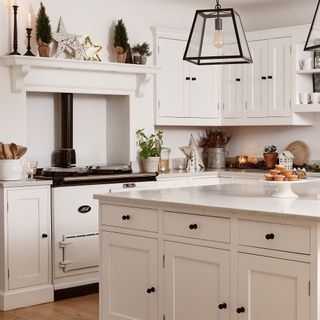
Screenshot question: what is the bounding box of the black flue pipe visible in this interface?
[61,93,73,149]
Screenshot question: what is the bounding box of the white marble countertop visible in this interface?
[0,179,52,188]
[94,181,320,220]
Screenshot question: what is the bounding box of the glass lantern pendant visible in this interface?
[183,0,253,65]
[304,0,320,51]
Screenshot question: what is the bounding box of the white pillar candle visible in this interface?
[27,13,32,28]
[12,0,17,6]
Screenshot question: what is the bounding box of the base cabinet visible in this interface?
[100,232,158,320]
[237,253,310,320]
[165,242,230,320]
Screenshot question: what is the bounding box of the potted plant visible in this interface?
[136,129,163,173]
[113,19,130,63]
[199,128,232,168]
[263,145,278,169]
[132,42,152,65]
[35,2,52,57]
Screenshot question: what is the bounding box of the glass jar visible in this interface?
[159,148,171,173]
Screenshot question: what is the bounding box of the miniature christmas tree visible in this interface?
[36,2,52,45]
[113,19,129,52]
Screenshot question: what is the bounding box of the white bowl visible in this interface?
[0,160,23,181]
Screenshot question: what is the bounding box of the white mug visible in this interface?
[300,57,314,70]
[311,92,320,104]
[299,92,310,104]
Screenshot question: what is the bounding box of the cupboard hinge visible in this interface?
[158,100,160,109]
[8,269,10,279]
[163,254,165,268]
[245,102,248,110]
[163,315,166,320]
[7,202,9,212]
[309,281,311,296]
[158,45,160,54]
[217,103,219,111]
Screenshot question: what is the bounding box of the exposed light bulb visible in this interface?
[214,17,223,48]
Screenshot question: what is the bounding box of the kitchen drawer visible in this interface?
[238,220,310,254]
[101,204,158,232]
[163,211,230,243]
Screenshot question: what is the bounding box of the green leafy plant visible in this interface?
[136,129,163,159]
[132,42,152,57]
[114,19,129,52]
[199,128,232,148]
[35,2,52,45]
[264,145,277,153]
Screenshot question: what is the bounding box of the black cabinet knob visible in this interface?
[261,76,267,80]
[218,303,227,309]
[268,76,273,79]
[265,233,275,240]
[122,215,130,220]
[236,307,245,313]
[186,77,190,80]
[42,234,48,238]
[236,78,241,82]
[189,224,198,230]
[147,287,155,293]
[191,77,197,81]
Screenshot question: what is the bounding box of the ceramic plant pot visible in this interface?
[133,55,147,65]
[263,152,278,169]
[142,157,160,173]
[0,159,23,181]
[206,147,226,169]
[37,40,51,57]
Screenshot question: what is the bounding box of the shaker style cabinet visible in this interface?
[156,36,219,124]
[164,242,230,320]
[0,184,53,311]
[100,232,158,320]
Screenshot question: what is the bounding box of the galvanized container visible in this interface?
[206,147,226,169]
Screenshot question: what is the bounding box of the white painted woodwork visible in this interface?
[246,40,268,118]
[7,188,49,289]
[165,242,230,320]
[101,204,158,232]
[157,38,188,117]
[238,220,310,254]
[100,232,158,320]
[192,176,220,186]
[268,37,292,117]
[156,177,190,189]
[163,211,230,243]
[238,253,309,320]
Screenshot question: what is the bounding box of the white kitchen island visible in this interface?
[94,182,320,320]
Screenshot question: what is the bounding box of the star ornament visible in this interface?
[81,35,102,61]
[180,134,204,170]
[53,18,81,59]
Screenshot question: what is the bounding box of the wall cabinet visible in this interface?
[0,184,53,311]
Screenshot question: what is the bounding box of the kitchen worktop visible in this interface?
[0,179,52,188]
[94,181,320,219]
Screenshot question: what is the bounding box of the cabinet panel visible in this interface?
[238,253,309,320]
[268,37,291,117]
[7,188,49,289]
[101,232,158,320]
[157,37,188,117]
[165,242,230,320]
[246,40,268,118]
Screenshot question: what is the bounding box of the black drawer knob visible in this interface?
[236,78,241,82]
[268,76,273,79]
[265,233,275,240]
[236,307,245,313]
[189,224,198,230]
[218,303,227,309]
[147,287,155,293]
[122,215,130,220]
[261,76,267,80]
[42,234,48,238]
[186,77,190,80]
[191,77,197,81]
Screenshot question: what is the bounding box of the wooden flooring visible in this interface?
[0,294,98,320]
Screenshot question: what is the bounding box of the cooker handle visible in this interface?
[123,183,137,189]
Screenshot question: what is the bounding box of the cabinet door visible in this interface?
[268,37,291,117]
[237,253,309,320]
[189,63,220,118]
[101,232,158,320]
[222,63,244,119]
[246,40,268,118]
[7,188,50,289]
[165,242,230,320]
[157,37,189,117]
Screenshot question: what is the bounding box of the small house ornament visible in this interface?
[279,151,294,170]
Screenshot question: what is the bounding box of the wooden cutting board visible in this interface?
[286,141,310,166]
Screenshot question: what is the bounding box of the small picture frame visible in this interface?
[313,50,320,92]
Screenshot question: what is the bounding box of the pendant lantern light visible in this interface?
[304,0,320,51]
[183,0,253,65]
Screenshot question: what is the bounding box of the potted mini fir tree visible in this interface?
[35,2,52,57]
[136,129,163,173]
[263,145,278,169]
[132,42,152,65]
[113,19,130,63]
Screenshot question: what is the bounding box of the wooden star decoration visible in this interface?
[81,36,102,61]
[52,18,81,59]
[180,134,204,171]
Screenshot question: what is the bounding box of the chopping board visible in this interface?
[286,140,310,166]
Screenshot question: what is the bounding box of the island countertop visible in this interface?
[94,181,320,220]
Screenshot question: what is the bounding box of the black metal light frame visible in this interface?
[304,0,320,51]
[183,2,252,65]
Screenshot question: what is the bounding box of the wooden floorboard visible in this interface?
[0,294,98,320]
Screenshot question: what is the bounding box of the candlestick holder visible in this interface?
[24,28,35,56]
[10,5,21,55]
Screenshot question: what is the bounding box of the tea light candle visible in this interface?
[238,156,248,164]
[27,13,32,28]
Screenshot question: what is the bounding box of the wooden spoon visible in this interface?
[0,143,5,160]
[10,143,18,159]
[16,145,27,159]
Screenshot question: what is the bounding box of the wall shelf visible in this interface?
[294,104,320,113]
[296,69,320,75]
[1,55,160,96]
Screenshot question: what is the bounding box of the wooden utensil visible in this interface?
[10,143,18,159]
[16,145,27,159]
[286,141,310,166]
[3,144,13,159]
[0,143,5,160]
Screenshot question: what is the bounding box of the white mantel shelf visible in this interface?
[1,55,160,96]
